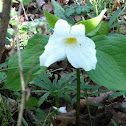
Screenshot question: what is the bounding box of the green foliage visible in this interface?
[10,8,18,26]
[20,19,44,33]
[24,0,31,5]
[80,75,108,97]
[77,8,106,32]
[32,71,76,106]
[22,117,29,126]
[51,0,74,24]
[111,119,118,126]
[65,4,91,17]
[87,21,109,37]
[44,7,105,33]
[0,72,6,83]
[35,108,47,120]
[51,0,66,19]
[108,5,126,29]
[38,92,50,106]
[44,9,59,29]
[3,34,49,91]
[0,62,7,83]
[0,95,14,125]
[108,91,126,101]
[110,21,126,29]
[87,35,126,91]
[25,97,38,110]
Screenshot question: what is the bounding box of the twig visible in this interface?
[15,0,26,126]
[22,4,28,21]
[0,0,12,62]
[25,25,46,85]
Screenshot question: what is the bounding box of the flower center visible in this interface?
[66,37,77,44]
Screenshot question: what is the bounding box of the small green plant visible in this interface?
[31,71,76,108]
[80,75,108,126]
[111,119,118,126]
[65,0,91,18]
[0,95,14,125]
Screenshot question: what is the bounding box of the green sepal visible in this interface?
[44,9,59,29]
[77,8,106,32]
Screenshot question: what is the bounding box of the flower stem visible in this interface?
[76,69,80,126]
[85,89,93,126]
[55,96,59,115]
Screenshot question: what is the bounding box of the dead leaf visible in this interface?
[36,0,45,8]
[108,112,126,126]
[74,16,81,22]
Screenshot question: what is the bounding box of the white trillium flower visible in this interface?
[40,19,97,71]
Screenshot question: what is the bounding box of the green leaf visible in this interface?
[65,8,75,17]
[35,108,47,120]
[110,21,126,29]
[95,21,108,36]
[111,119,118,126]
[0,72,6,83]
[38,92,50,106]
[25,97,38,110]
[24,0,31,5]
[88,102,104,107]
[108,91,126,101]
[108,5,125,29]
[6,38,10,45]
[87,21,109,37]
[0,62,7,69]
[44,9,59,29]
[22,117,29,126]
[51,0,65,18]
[3,34,49,91]
[87,35,126,91]
[77,8,106,32]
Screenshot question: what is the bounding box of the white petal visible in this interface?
[76,36,96,47]
[53,19,71,38]
[66,37,97,71]
[59,106,67,113]
[70,24,85,38]
[53,106,67,113]
[39,37,66,67]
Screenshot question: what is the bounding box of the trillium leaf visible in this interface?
[3,34,49,91]
[77,8,106,32]
[44,9,59,29]
[87,35,126,90]
[87,21,109,37]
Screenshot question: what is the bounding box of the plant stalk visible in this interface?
[85,89,93,126]
[76,69,80,126]
[55,96,59,115]
[116,18,121,34]
[55,96,59,108]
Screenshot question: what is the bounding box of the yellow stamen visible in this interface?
[66,37,77,44]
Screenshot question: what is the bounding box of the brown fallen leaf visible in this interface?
[79,91,114,110]
[36,0,45,8]
[108,112,126,126]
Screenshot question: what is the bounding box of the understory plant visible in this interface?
[31,71,76,108]
[0,95,14,125]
